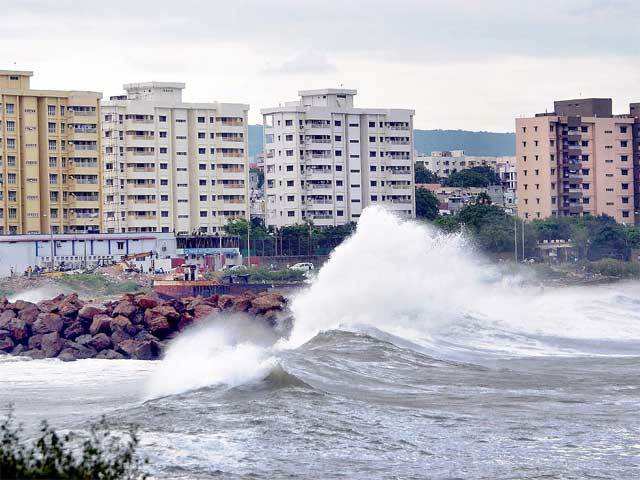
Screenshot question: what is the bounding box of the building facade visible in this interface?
[416,150,515,178]
[516,98,637,224]
[262,89,415,227]
[0,70,102,235]
[101,82,249,235]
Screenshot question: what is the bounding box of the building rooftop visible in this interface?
[124,81,186,91]
[298,88,357,97]
[0,69,33,77]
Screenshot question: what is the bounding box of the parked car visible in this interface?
[225,264,247,272]
[289,262,315,273]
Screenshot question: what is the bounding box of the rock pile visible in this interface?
[0,291,287,361]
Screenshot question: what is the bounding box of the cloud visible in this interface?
[262,52,337,75]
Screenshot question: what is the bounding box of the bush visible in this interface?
[0,410,147,479]
[580,258,640,278]
[56,274,141,295]
[245,267,306,283]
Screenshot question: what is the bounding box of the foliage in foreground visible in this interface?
[0,410,147,480]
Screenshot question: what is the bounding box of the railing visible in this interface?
[71,145,97,151]
[306,184,332,189]
[129,167,155,172]
[390,170,411,175]
[220,184,244,189]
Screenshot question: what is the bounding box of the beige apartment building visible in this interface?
[516,99,636,224]
[101,82,249,235]
[262,88,415,228]
[0,70,101,234]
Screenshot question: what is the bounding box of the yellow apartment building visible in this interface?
[0,70,102,234]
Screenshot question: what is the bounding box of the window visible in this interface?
[198,148,206,154]
[197,116,205,123]
[286,165,293,171]
[199,211,208,217]
[160,147,168,154]
[160,163,168,170]
[159,115,167,122]
[370,166,377,172]
[369,151,376,157]
[199,179,206,186]
[198,132,205,139]
[286,180,294,187]
[286,150,293,156]
[161,195,168,201]
[622,183,629,190]
[49,174,58,184]
[285,120,293,126]
[335,135,342,141]
[287,195,294,202]
[621,140,628,148]
[369,122,375,128]
[620,126,628,134]
[161,211,169,217]
[160,131,168,138]
[160,179,168,186]
[287,211,295,217]
[334,120,341,127]
[335,150,342,157]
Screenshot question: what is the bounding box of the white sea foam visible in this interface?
[286,206,640,356]
[145,316,278,399]
[146,206,640,396]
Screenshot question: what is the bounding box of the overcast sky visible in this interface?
[3,0,639,131]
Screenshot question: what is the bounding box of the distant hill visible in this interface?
[413,129,515,156]
[248,125,515,159]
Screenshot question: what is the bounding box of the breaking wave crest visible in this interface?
[147,206,640,398]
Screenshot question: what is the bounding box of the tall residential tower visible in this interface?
[516,98,637,224]
[101,83,249,235]
[262,89,415,227]
[0,70,101,234]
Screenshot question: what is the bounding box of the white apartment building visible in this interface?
[262,89,415,227]
[416,150,515,178]
[101,82,249,235]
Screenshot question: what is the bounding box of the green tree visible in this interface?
[445,166,501,188]
[415,188,439,220]
[414,163,439,184]
[475,192,492,205]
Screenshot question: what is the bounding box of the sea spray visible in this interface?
[286,206,640,356]
[145,315,279,399]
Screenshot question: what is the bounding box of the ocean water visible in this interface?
[1,207,639,479]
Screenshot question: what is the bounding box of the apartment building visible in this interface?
[262,88,415,227]
[0,70,101,235]
[516,98,637,224]
[101,82,249,235]
[415,150,515,178]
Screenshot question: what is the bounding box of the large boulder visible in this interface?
[18,306,40,325]
[24,349,46,360]
[111,315,137,336]
[59,341,96,360]
[36,298,60,313]
[78,304,105,320]
[41,332,64,357]
[95,349,125,360]
[0,331,14,351]
[0,309,16,329]
[28,334,44,350]
[12,300,37,312]
[57,350,78,362]
[111,328,132,345]
[251,293,285,314]
[86,333,112,352]
[135,295,158,310]
[58,296,83,317]
[177,313,194,331]
[62,321,85,340]
[113,301,137,318]
[7,318,28,342]
[131,339,160,360]
[193,303,217,319]
[89,314,112,335]
[115,339,137,357]
[145,315,172,338]
[32,313,64,335]
[149,305,180,322]
[11,344,25,356]
[217,295,235,310]
[75,334,93,347]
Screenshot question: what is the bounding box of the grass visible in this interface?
[0,409,147,479]
[579,258,640,278]
[210,266,307,284]
[55,274,141,295]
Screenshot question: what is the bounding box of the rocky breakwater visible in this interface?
[0,291,287,361]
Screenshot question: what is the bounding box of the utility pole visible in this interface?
[514,214,518,262]
[246,217,251,267]
[521,218,525,262]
